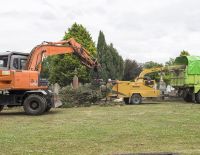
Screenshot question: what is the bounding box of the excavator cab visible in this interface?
[0,52,29,70]
[0,55,8,69]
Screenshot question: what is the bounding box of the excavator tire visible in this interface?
[23,94,47,115]
[195,92,200,104]
[131,94,142,105]
[0,105,4,112]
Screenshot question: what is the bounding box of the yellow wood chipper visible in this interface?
[107,65,185,104]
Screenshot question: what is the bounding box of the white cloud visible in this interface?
[0,0,200,63]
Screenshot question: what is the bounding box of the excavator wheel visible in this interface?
[131,94,142,105]
[0,105,4,112]
[23,94,47,115]
[195,92,200,104]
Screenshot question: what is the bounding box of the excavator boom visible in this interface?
[26,38,99,72]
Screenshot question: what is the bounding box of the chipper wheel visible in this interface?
[0,105,4,112]
[23,94,47,115]
[195,92,200,104]
[131,94,142,105]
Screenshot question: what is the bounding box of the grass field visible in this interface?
[0,102,200,155]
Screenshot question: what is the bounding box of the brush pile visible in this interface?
[59,84,102,108]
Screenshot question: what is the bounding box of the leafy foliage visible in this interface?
[180,50,190,56]
[42,23,96,86]
[164,58,175,85]
[63,23,96,56]
[165,58,175,66]
[143,61,163,82]
[123,59,142,81]
[59,84,102,108]
[143,61,163,69]
[97,31,124,81]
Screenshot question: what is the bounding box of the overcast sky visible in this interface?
[0,0,200,63]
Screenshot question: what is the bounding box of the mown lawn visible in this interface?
[0,102,200,155]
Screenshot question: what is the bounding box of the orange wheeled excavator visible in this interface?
[0,38,99,115]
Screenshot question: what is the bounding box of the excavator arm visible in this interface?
[26,38,99,72]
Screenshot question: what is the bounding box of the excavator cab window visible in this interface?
[10,55,27,70]
[20,59,27,69]
[13,58,19,69]
[0,56,8,69]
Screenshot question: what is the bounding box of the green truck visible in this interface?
[170,56,200,103]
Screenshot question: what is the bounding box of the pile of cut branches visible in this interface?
[59,84,102,108]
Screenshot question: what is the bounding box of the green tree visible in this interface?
[107,43,124,80]
[143,61,163,69]
[165,58,175,66]
[123,59,142,81]
[97,31,108,80]
[97,31,124,81]
[143,61,163,82]
[180,50,190,56]
[44,23,96,86]
[63,23,96,56]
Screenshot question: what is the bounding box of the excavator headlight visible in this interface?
[2,71,10,75]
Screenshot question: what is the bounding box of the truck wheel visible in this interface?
[23,94,47,115]
[131,94,142,105]
[195,92,200,104]
[183,94,193,102]
[123,98,129,104]
[0,105,4,112]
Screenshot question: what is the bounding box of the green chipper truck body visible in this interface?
[170,56,200,103]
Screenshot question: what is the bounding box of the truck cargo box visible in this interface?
[170,56,200,93]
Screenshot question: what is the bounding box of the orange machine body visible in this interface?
[0,70,46,90]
